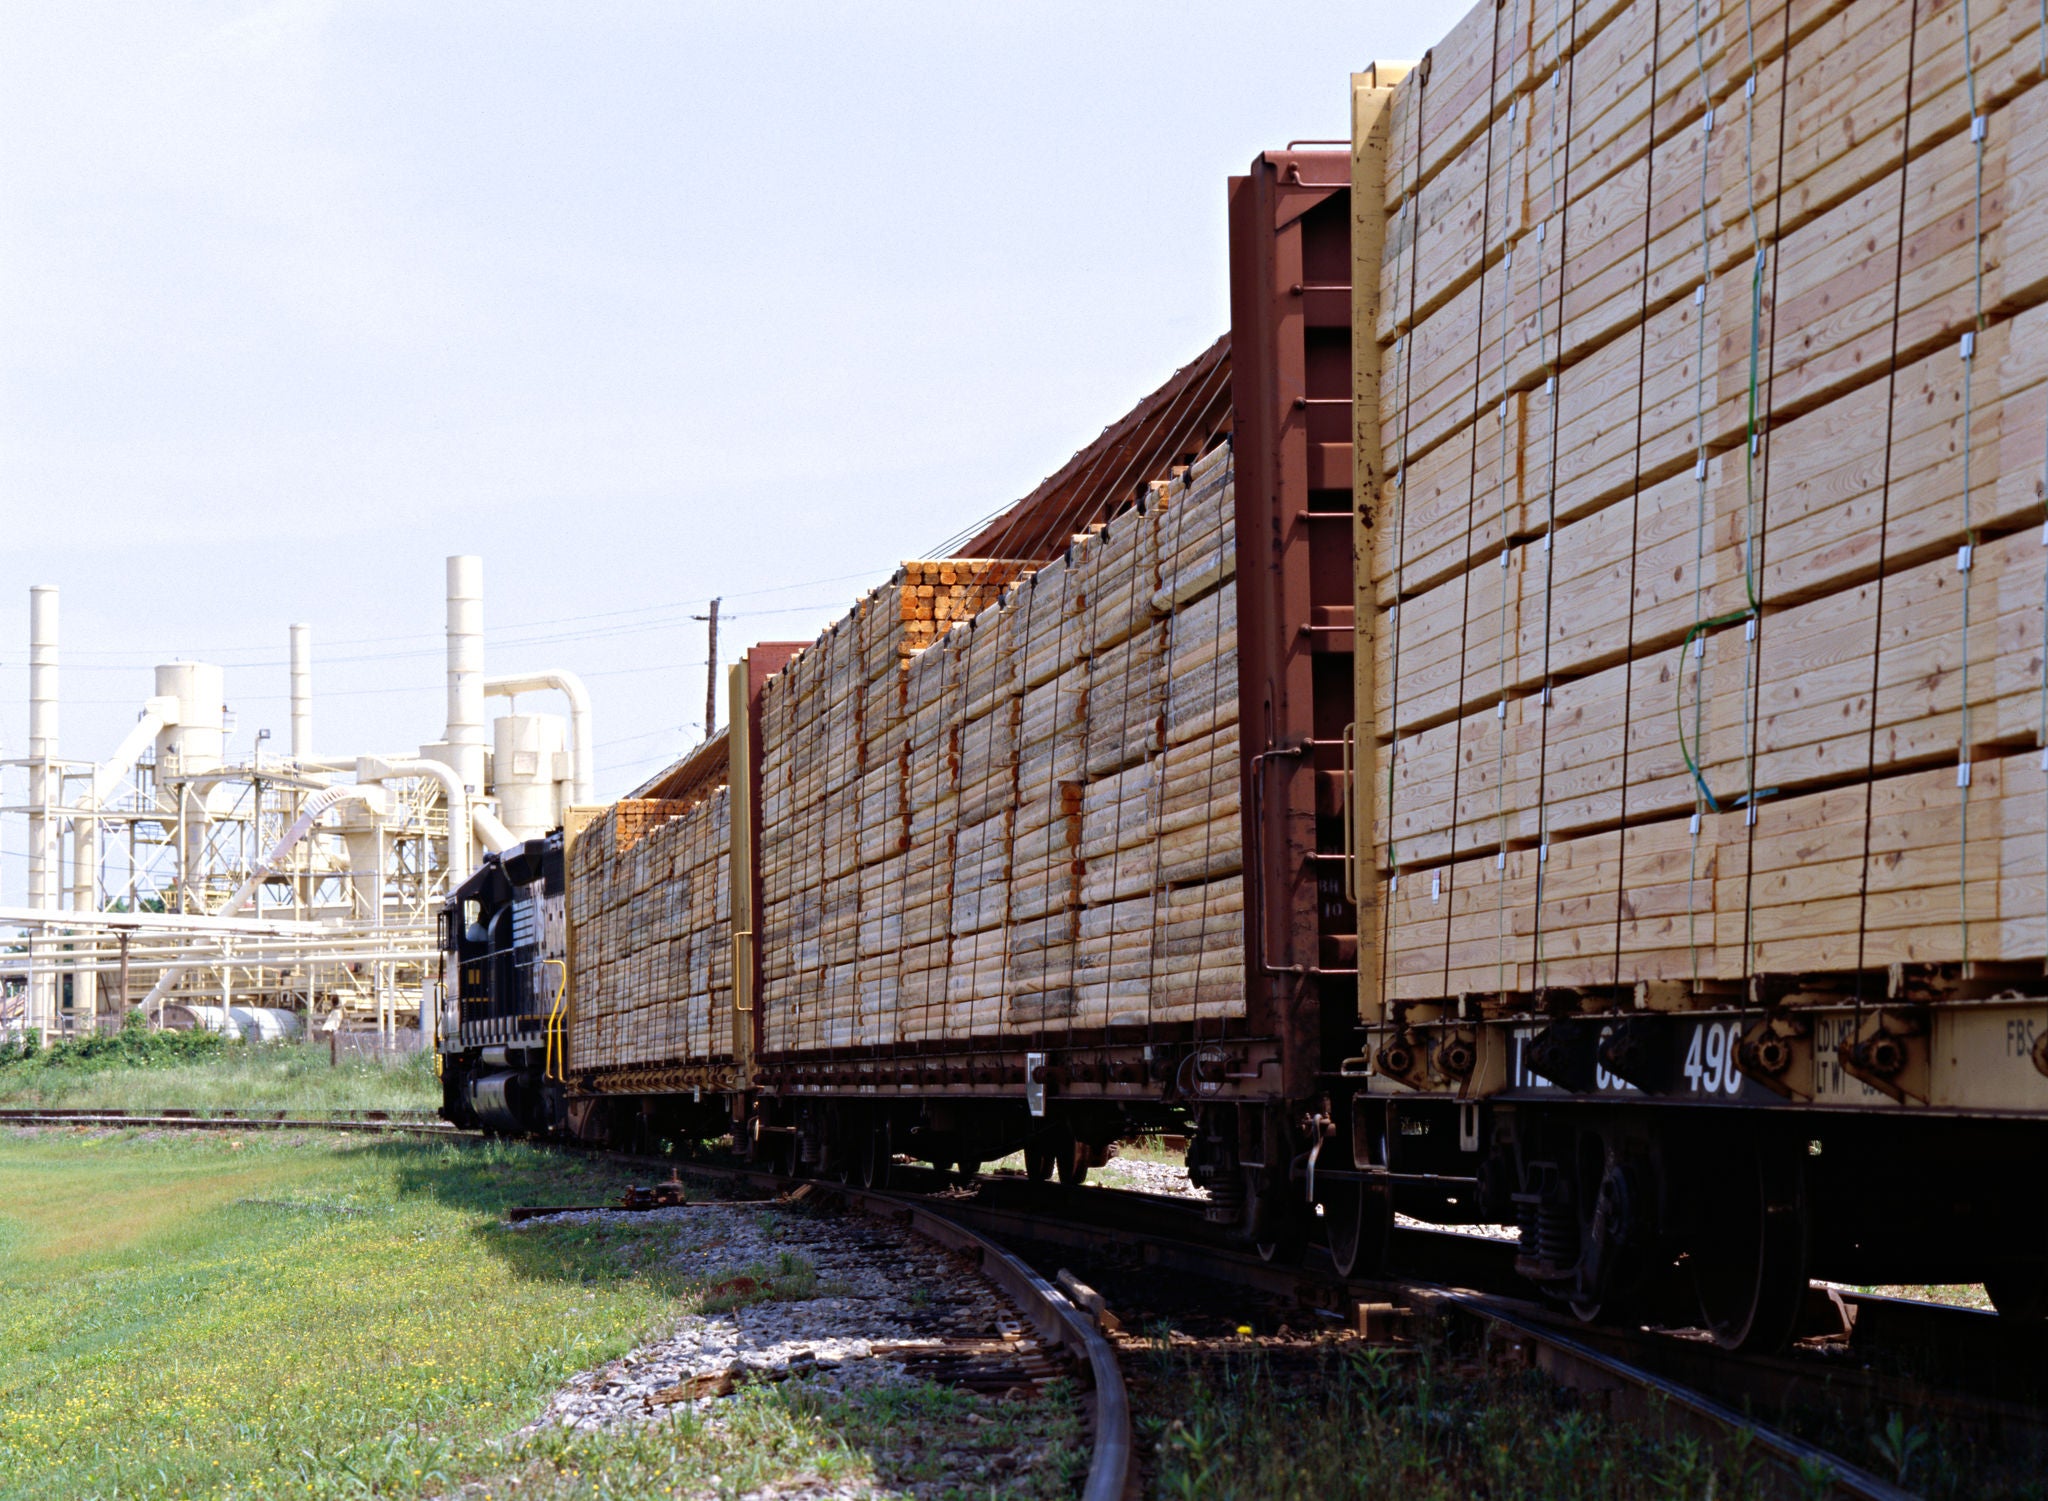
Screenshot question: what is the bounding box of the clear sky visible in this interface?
[0,0,1466,865]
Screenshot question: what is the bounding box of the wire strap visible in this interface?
[1957,0,1987,964]
[1492,0,1527,1001]
[1524,0,1573,999]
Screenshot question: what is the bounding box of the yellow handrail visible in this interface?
[541,958,568,1082]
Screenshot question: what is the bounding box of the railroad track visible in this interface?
[21,1109,2044,1497]
[918,1172,2048,1500]
[0,1106,452,1132]
[4,1109,1130,1501]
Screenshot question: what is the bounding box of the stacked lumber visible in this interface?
[1364,0,2048,1003]
[738,440,1251,1054]
[1156,447,1236,610]
[566,792,731,1071]
[757,562,1028,1051]
[899,638,960,1041]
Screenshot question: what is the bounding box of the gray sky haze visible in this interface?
[0,0,1464,838]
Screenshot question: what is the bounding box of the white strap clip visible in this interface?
[1746,616,1758,641]
[1959,543,1974,572]
[1692,636,1705,659]
[1702,108,1714,134]
[1962,331,1977,360]
[1690,811,1702,835]
[1431,872,1442,902]
[1959,758,1973,788]
[1695,284,1706,306]
[1497,851,1507,870]
[1972,114,1988,143]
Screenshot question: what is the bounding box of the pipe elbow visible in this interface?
[472,804,521,853]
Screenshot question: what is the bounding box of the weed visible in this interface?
[1872,1411,1929,1486]
[0,1019,437,1113]
[0,1131,1088,1500]
[1141,1340,1790,1500]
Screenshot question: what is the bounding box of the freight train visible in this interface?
[441,0,2048,1351]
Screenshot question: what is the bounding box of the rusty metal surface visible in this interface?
[628,726,731,805]
[1226,148,1357,1099]
[738,643,805,1074]
[950,335,1232,562]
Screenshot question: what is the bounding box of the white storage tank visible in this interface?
[492,712,568,840]
[153,661,226,779]
[158,1005,305,1042]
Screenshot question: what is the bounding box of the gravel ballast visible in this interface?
[518,1199,1037,1433]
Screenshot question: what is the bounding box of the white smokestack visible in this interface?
[444,555,485,790]
[27,586,57,914]
[290,623,312,761]
[26,585,57,1034]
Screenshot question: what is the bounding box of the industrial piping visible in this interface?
[90,696,181,807]
[472,804,522,855]
[484,670,594,806]
[137,782,388,1017]
[356,756,472,880]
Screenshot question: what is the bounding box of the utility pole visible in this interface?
[690,599,720,741]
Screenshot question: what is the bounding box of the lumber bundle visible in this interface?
[567,792,731,1072]
[741,439,1251,1055]
[1365,0,2048,1006]
[758,563,1027,1053]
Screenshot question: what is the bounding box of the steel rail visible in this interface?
[24,1110,2018,1498]
[520,1143,1133,1501]
[833,1184,1131,1501]
[780,1167,2030,1500]
[0,1107,449,1131]
[1,1114,1134,1500]
[1423,1288,1919,1501]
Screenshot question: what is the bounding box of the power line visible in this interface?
[0,567,892,666]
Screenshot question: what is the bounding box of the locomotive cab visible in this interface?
[439,831,568,1134]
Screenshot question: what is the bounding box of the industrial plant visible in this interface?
[0,555,592,1046]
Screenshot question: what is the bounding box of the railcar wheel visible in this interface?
[1055,1139,1090,1187]
[1692,1139,1808,1351]
[1251,1173,1308,1266]
[1323,1179,1393,1279]
[1985,1267,2048,1322]
[1023,1142,1054,1182]
[857,1121,893,1190]
[957,1158,983,1181]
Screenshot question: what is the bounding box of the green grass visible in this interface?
[1133,1330,2047,1500]
[0,1030,439,1114]
[1138,1337,1793,1500]
[475,1377,1085,1500]
[0,1130,1085,1500]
